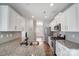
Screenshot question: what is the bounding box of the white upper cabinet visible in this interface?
[8,6,17,31]
[0,5,9,31]
[49,4,79,31]
[0,5,25,31]
[76,4,79,31]
[61,4,77,31]
[8,6,25,31]
[49,13,63,31]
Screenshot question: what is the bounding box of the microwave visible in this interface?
[54,24,61,31]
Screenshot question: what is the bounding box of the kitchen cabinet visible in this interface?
[48,36,52,47]
[76,4,79,31]
[8,7,25,31]
[56,40,79,56]
[61,4,78,31]
[49,13,62,31]
[49,19,56,31]
[49,4,79,31]
[56,41,69,56]
[0,5,9,31]
[0,5,25,31]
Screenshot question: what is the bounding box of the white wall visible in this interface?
[25,19,36,41]
[36,21,44,41]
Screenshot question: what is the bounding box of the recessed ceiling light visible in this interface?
[32,16,34,18]
[50,3,54,6]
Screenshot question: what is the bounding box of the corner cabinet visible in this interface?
[0,5,25,31]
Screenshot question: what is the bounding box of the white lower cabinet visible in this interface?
[56,41,62,56]
[61,45,70,56]
[56,45,62,56]
[69,50,79,56]
[56,41,79,56]
[48,36,52,48]
[56,41,70,56]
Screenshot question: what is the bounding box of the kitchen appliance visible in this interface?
[54,24,61,31]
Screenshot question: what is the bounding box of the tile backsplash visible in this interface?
[0,31,21,44]
[65,32,79,44]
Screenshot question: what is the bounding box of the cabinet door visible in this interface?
[0,6,9,31]
[15,13,25,31]
[8,6,25,31]
[56,41,71,56]
[61,45,70,56]
[56,42,60,56]
[76,4,79,31]
[68,4,77,31]
[62,4,77,31]
[8,7,17,31]
[56,41,63,56]
[60,13,67,31]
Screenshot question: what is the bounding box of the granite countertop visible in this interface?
[0,31,21,33]
[50,36,65,40]
[57,40,79,49]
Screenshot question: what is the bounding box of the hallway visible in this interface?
[0,39,53,56]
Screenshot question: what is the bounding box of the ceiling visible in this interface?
[9,3,72,24]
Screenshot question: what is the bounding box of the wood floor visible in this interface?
[43,41,54,56]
